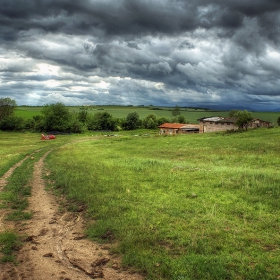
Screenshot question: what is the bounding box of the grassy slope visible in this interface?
[45,128,280,280]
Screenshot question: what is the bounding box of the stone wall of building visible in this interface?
[199,118,272,133]
[200,122,237,133]
[248,119,271,128]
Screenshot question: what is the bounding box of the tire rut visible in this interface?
[0,151,41,232]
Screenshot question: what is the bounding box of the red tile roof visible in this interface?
[158,123,186,129]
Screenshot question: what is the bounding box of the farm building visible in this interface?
[158,118,272,135]
[247,118,272,129]
[158,123,201,135]
[198,117,272,133]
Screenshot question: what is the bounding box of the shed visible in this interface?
[158,123,201,135]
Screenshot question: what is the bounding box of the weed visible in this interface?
[0,231,21,263]
[5,210,32,221]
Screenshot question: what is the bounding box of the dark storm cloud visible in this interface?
[1,0,278,38]
[0,0,280,110]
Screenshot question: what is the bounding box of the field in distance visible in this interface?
[15,105,280,125]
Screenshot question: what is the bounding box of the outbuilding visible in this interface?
[158,123,201,135]
[198,117,272,133]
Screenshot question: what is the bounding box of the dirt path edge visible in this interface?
[0,150,145,280]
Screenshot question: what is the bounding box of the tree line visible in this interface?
[0,98,187,133]
[1,98,275,133]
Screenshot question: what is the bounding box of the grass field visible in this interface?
[0,129,279,278]
[0,132,79,176]
[15,106,280,125]
[42,128,280,279]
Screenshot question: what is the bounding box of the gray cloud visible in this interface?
[0,0,280,110]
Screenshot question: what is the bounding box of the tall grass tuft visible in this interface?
[0,230,21,262]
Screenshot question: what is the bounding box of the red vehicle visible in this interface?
[41,134,56,140]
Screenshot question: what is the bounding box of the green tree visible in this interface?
[230,110,253,130]
[146,119,157,129]
[228,109,238,118]
[41,102,71,132]
[277,116,280,126]
[68,116,86,133]
[78,110,88,124]
[142,114,158,129]
[24,118,35,130]
[171,105,181,117]
[88,112,116,131]
[0,98,17,121]
[157,116,170,125]
[122,111,140,130]
[171,115,187,124]
[33,115,45,131]
[177,115,187,124]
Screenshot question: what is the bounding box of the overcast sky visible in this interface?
[1,0,280,111]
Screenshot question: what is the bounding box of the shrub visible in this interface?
[87,112,117,131]
[0,116,25,131]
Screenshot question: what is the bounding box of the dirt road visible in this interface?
[0,150,145,280]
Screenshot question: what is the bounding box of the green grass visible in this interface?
[14,107,43,119]
[0,132,82,221]
[0,230,21,262]
[0,152,34,221]
[0,132,49,177]
[1,129,279,275]
[0,131,84,177]
[44,128,280,279]
[0,131,84,263]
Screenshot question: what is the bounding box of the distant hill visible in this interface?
[197,104,254,111]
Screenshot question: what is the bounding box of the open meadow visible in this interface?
[0,128,280,279]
